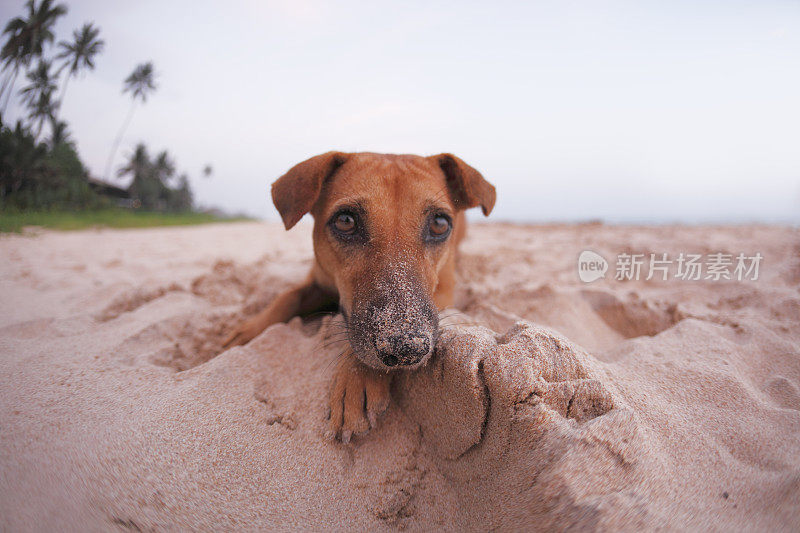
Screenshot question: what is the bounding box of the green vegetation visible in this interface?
[0,209,249,233]
[0,1,220,230]
[1,116,105,210]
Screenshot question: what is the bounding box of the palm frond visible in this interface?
[123,61,157,102]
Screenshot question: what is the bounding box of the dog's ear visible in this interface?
[271,152,349,229]
[430,153,496,216]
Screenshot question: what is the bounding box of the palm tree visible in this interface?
[19,59,55,108]
[0,119,49,200]
[27,90,56,138]
[47,117,71,147]
[153,150,175,186]
[117,143,150,183]
[0,0,67,114]
[118,143,164,209]
[0,19,28,107]
[123,62,157,101]
[55,22,104,111]
[20,60,57,138]
[171,173,193,211]
[104,62,156,180]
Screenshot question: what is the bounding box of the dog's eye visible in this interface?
[329,208,367,243]
[333,212,357,234]
[427,214,452,241]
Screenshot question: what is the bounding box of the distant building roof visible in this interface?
[88,178,130,199]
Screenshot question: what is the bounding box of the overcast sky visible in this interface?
[2,0,799,223]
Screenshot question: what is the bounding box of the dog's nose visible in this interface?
[376,333,431,367]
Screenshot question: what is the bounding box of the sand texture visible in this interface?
[1,221,799,531]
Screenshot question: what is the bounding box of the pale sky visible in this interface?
[2,0,799,222]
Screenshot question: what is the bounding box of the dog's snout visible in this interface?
[376,332,431,367]
[348,267,439,370]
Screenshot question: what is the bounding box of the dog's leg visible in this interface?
[223,274,336,348]
[327,351,391,443]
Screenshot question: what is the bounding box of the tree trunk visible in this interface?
[104,101,137,180]
[0,63,18,102]
[57,74,70,118]
[1,66,20,116]
[0,71,11,102]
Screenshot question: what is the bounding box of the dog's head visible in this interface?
[271,152,495,371]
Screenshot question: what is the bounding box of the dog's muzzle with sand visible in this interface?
[346,260,439,370]
[223,151,496,442]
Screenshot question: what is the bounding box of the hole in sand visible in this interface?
[96,283,184,322]
[580,289,681,339]
[105,259,324,371]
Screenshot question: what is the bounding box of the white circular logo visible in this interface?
[578,250,608,283]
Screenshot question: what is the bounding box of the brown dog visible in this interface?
[223,152,495,442]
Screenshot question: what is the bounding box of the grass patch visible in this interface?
[0,209,253,233]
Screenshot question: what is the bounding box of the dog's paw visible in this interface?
[222,315,265,348]
[327,356,391,443]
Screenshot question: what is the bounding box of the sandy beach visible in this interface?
[1,221,798,531]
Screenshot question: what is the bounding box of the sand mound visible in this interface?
[1,222,799,531]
